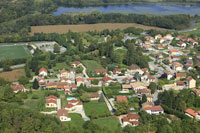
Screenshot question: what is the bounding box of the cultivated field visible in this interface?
[30,23,167,34]
[0,45,31,60]
[0,69,25,81]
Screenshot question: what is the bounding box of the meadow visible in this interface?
[0,69,25,82]
[0,45,31,60]
[30,23,167,34]
[82,60,103,72]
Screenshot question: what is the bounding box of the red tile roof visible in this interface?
[46,99,57,104]
[143,105,163,111]
[72,61,81,65]
[39,67,47,73]
[46,95,57,100]
[10,84,24,92]
[185,109,196,117]
[102,76,112,82]
[176,73,186,78]
[96,69,107,73]
[57,109,68,117]
[116,96,128,102]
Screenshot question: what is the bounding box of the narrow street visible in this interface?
[80,63,89,78]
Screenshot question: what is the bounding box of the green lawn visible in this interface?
[83,101,110,117]
[93,117,121,132]
[68,113,85,127]
[53,62,70,71]
[0,45,31,60]
[82,60,103,72]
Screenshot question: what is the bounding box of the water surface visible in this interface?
[53,3,200,16]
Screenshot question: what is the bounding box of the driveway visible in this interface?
[68,106,90,121]
[80,63,89,78]
[57,98,61,110]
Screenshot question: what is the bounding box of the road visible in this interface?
[0,64,25,72]
[80,63,89,78]
[101,90,114,115]
[57,98,61,110]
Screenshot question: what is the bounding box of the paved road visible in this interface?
[68,106,90,121]
[101,90,114,115]
[57,98,61,110]
[0,64,25,72]
[41,111,57,114]
[80,63,89,78]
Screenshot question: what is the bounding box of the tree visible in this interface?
[80,93,90,102]
[91,79,99,85]
[114,101,129,115]
[141,94,147,104]
[3,86,15,102]
[18,76,29,85]
[90,110,98,119]
[33,78,39,89]
[158,79,165,89]
[53,44,60,53]
[149,82,156,94]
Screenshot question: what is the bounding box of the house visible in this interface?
[185,109,196,118]
[176,73,186,80]
[65,100,83,111]
[57,109,71,122]
[122,84,132,92]
[38,77,46,87]
[39,67,48,76]
[76,77,84,86]
[187,77,196,89]
[189,39,198,45]
[96,69,107,75]
[121,113,139,127]
[165,34,174,40]
[143,45,153,52]
[142,105,164,115]
[127,64,141,74]
[89,93,99,101]
[169,49,180,56]
[165,71,173,80]
[115,96,128,103]
[130,82,148,91]
[72,61,81,68]
[197,56,200,62]
[113,68,122,75]
[176,81,185,87]
[136,88,151,96]
[146,95,153,103]
[155,34,162,40]
[46,95,57,108]
[172,62,183,71]
[160,37,167,44]
[60,69,69,78]
[156,44,165,50]
[102,76,112,85]
[192,88,200,96]
[177,41,186,48]
[142,102,154,109]
[64,86,71,95]
[10,84,25,93]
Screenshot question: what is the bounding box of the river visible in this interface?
[53,3,200,16]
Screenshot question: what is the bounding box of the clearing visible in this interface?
[0,45,31,60]
[30,23,167,34]
[82,60,103,72]
[83,101,110,117]
[0,69,25,82]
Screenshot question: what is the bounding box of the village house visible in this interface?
[96,69,108,75]
[177,41,187,48]
[143,45,153,52]
[39,67,48,76]
[176,73,186,80]
[60,69,69,78]
[115,96,128,103]
[192,88,200,96]
[187,77,196,89]
[156,44,165,50]
[60,77,73,84]
[121,113,139,127]
[160,37,167,44]
[197,56,200,62]
[176,81,185,87]
[136,88,151,97]
[64,86,71,95]
[38,77,46,87]
[142,105,164,115]
[165,34,174,40]
[146,95,153,103]
[113,68,122,75]
[76,77,84,86]
[164,71,173,80]
[88,93,100,101]
[142,102,154,109]
[102,76,112,86]
[185,109,197,118]
[127,64,142,74]
[130,82,148,91]
[121,84,132,93]
[72,61,81,68]
[65,100,83,111]
[155,34,162,40]
[46,82,69,89]
[10,84,25,93]
[169,49,180,56]
[57,109,71,122]
[189,39,198,46]
[172,62,183,71]
[46,95,57,108]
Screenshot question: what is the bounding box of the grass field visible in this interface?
[68,113,85,127]
[82,60,103,72]
[0,69,25,82]
[30,23,167,34]
[0,45,31,60]
[83,101,110,117]
[93,117,120,132]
